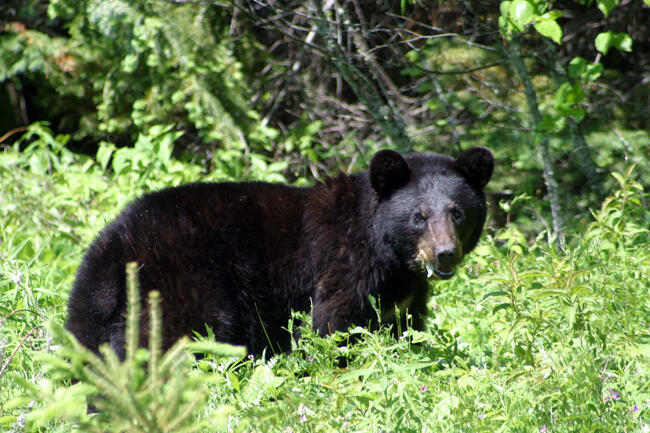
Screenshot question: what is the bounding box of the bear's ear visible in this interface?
[370,149,411,196]
[453,146,493,189]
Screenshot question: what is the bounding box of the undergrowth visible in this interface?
[1,124,648,432]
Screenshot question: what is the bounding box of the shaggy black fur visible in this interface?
[66,147,493,357]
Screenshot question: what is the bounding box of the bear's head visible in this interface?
[370,147,493,279]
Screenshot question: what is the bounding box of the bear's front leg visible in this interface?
[311,281,376,336]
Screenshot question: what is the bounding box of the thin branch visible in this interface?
[384,12,499,52]
[309,0,412,152]
[0,126,28,144]
[413,61,506,76]
[507,37,565,250]
[1,309,44,323]
[0,326,41,380]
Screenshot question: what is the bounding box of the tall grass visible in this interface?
[1,124,648,432]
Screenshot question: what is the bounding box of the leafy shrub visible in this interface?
[11,263,245,432]
[1,125,648,432]
[1,0,269,148]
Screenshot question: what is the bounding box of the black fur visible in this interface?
[66,147,493,357]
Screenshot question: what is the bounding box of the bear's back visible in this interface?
[67,181,315,355]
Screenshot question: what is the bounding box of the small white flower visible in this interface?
[11,272,23,285]
[297,403,312,423]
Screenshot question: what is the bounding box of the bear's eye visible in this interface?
[413,210,427,225]
[450,206,464,224]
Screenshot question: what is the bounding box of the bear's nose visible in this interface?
[435,245,457,267]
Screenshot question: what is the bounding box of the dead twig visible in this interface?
[0,326,42,380]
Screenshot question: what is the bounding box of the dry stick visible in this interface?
[0,126,28,143]
[0,326,41,379]
[507,37,565,250]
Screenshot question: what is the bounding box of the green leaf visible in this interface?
[584,63,603,82]
[572,108,586,123]
[538,113,562,132]
[493,303,512,314]
[595,31,613,54]
[242,365,284,405]
[533,19,562,44]
[97,141,116,171]
[612,33,633,52]
[498,15,508,34]
[611,172,626,189]
[537,10,564,21]
[510,0,535,25]
[596,0,620,17]
[568,57,587,78]
[500,1,512,18]
[595,31,632,54]
[483,290,508,299]
[0,416,18,427]
[554,82,573,105]
[187,341,247,358]
[28,151,49,175]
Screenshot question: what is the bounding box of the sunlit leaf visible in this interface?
[596,0,620,17]
[534,20,562,44]
[510,0,535,25]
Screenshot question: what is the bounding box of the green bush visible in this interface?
[1,0,268,147]
[1,125,648,432]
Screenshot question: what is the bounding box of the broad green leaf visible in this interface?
[498,15,508,34]
[510,0,535,25]
[537,10,564,21]
[500,1,512,17]
[534,19,562,44]
[595,31,613,54]
[572,108,586,123]
[584,63,603,82]
[538,113,562,132]
[568,57,587,78]
[611,172,626,188]
[612,33,633,52]
[0,416,18,427]
[554,82,573,105]
[596,31,632,54]
[187,341,247,358]
[597,0,620,17]
[28,151,49,175]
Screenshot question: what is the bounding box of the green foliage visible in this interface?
[10,262,245,432]
[2,0,649,429]
[0,0,270,148]
[499,1,563,43]
[595,30,634,55]
[2,125,649,432]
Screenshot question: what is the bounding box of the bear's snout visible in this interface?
[415,219,463,279]
[435,244,458,268]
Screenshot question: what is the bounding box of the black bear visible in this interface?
[66,147,493,357]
